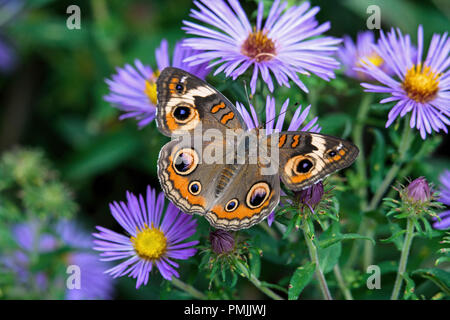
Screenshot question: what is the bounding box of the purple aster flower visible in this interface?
[209,229,235,254]
[93,186,199,289]
[433,170,450,230]
[236,95,321,226]
[2,221,114,299]
[356,26,450,139]
[182,0,341,94]
[338,31,392,80]
[104,39,209,128]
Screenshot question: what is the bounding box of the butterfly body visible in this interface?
[156,67,358,231]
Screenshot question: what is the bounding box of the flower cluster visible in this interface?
[2,220,114,300]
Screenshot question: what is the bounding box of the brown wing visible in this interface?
[156,67,246,136]
[268,131,359,191]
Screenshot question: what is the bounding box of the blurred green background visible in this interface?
[0,0,449,299]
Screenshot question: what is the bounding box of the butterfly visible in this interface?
[155,67,358,231]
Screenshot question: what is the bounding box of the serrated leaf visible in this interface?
[288,262,315,300]
[412,268,450,295]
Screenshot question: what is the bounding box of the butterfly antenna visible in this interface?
[243,80,252,109]
[262,101,300,130]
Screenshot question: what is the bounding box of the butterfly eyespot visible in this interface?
[173,106,192,122]
[246,182,270,209]
[225,199,239,212]
[175,83,184,93]
[172,148,199,175]
[328,150,337,157]
[296,159,314,173]
[188,181,201,195]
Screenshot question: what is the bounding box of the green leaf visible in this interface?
[436,256,450,266]
[319,232,375,249]
[318,242,342,274]
[380,229,406,245]
[385,221,405,250]
[282,214,298,239]
[402,273,418,300]
[412,268,450,295]
[288,262,315,300]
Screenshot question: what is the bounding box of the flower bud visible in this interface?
[209,229,234,254]
[407,177,431,203]
[297,181,324,208]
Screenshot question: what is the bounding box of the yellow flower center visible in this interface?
[131,223,167,260]
[144,70,160,105]
[357,52,384,68]
[241,29,276,62]
[402,64,440,103]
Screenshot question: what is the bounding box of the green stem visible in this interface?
[333,265,353,300]
[235,260,284,300]
[171,277,207,300]
[391,217,415,300]
[363,218,376,271]
[353,93,373,210]
[367,115,413,212]
[345,94,373,270]
[302,218,333,300]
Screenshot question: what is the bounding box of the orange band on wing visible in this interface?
[168,77,180,94]
[290,172,312,184]
[291,135,300,148]
[278,134,287,148]
[166,155,206,207]
[209,191,274,220]
[220,111,234,124]
[165,114,180,131]
[211,102,226,114]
